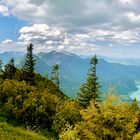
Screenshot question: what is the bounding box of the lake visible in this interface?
[130,84,140,101]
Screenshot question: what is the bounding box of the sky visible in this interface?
[0,0,140,58]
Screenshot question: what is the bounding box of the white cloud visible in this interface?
[0,5,9,16]
[46,40,53,45]
[58,45,65,50]
[0,39,26,52]
[119,0,133,4]
[12,23,139,56]
[1,0,140,58]
[2,39,13,45]
[2,0,140,35]
[3,0,140,29]
[6,0,48,22]
[19,24,63,43]
[126,12,140,23]
[15,24,100,54]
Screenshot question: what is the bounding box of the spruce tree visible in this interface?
[132,97,139,111]
[51,64,60,88]
[0,59,3,76]
[23,43,35,85]
[3,58,16,79]
[78,55,101,107]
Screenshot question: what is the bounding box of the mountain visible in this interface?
[0,51,25,65]
[102,57,140,66]
[1,50,140,99]
[34,51,140,98]
[34,51,89,97]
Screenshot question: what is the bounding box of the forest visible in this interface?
[0,43,140,140]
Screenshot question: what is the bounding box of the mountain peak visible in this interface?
[50,50,58,54]
[61,51,76,56]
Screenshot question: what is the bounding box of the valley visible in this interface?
[0,51,140,100]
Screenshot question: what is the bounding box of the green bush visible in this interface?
[52,99,81,133]
[0,80,35,106]
[60,96,138,140]
[133,132,140,140]
[0,80,35,122]
[0,80,61,130]
[22,90,60,129]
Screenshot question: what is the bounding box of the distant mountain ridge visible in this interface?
[0,50,140,99]
[34,51,140,98]
[0,51,25,65]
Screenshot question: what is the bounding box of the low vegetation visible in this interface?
[0,122,48,140]
[0,43,140,139]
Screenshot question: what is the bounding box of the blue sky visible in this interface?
[0,0,140,58]
[0,16,26,41]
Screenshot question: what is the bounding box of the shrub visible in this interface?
[60,96,138,140]
[22,90,60,130]
[52,99,81,133]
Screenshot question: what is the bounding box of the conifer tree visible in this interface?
[3,58,16,79]
[23,43,35,85]
[78,55,101,107]
[132,97,139,111]
[51,64,60,88]
[0,59,3,76]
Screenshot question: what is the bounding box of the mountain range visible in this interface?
[1,50,140,99]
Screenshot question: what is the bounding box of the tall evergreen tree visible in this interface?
[51,64,60,88]
[23,43,35,85]
[0,59,3,76]
[132,97,139,111]
[78,55,101,107]
[3,58,16,79]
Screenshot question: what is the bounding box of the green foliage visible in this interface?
[0,49,140,140]
[36,76,65,98]
[0,59,3,76]
[132,98,139,111]
[3,58,16,79]
[60,95,138,140]
[0,79,65,131]
[12,69,24,81]
[0,122,48,140]
[78,55,101,107]
[23,43,35,85]
[0,80,35,106]
[22,90,60,130]
[52,99,81,133]
[51,64,60,88]
[0,80,36,122]
[133,132,140,140]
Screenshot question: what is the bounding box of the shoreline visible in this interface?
[130,82,140,101]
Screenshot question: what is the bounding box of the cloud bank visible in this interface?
[0,0,140,57]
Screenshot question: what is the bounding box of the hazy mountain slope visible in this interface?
[103,57,140,66]
[0,51,25,67]
[35,51,88,97]
[35,51,140,98]
[1,51,140,98]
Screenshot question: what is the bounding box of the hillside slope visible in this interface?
[1,50,140,98]
[35,51,140,98]
[0,122,48,140]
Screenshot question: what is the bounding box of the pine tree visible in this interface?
[3,58,16,79]
[78,55,101,107]
[51,64,60,88]
[0,59,3,76]
[132,97,139,111]
[23,43,35,85]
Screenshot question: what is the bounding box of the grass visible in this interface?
[0,111,48,140]
[0,122,49,140]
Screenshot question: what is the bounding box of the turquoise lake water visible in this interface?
[130,84,140,101]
